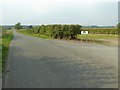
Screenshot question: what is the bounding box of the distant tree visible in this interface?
[29,25,33,28]
[14,22,22,29]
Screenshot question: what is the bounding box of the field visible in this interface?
[2,29,13,72]
[77,28,118,45]
[81,28,118,34]
[77,34,118,45]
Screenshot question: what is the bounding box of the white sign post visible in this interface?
[81,31,88,34]
[81,31,89,42]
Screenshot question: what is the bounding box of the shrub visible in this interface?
[24,24,81,39]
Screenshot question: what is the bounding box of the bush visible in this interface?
[23,24,81,39]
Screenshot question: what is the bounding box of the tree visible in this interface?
[14,22,22,29]
[28,25,33,29]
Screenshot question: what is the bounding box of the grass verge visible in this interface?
[77,34,118,45]
[17,29,51,39]
[2,30,13,72]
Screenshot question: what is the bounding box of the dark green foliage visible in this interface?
[29,25,33,28]
[14,22,22,29]
[23,24,81,39]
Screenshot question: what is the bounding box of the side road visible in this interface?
[3,30,118,88]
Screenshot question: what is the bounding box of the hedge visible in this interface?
[21,24,81,39]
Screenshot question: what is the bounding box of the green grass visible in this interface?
[77,34,118,40]
[17,30,51,39]
[77,34,118,45]
[31,34,51,39]
[2,30,13,72]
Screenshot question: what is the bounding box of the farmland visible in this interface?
[78,28,118,45]
[81,28,118,34]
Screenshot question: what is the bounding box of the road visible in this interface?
[3,30,118,88]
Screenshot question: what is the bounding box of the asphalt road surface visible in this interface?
[3,30,118,88]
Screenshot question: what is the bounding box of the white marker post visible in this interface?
[81,31,88,34]
[81,31,89,42]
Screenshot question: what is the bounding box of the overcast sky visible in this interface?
[0,0,119,26]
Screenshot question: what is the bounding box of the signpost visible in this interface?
[81,31,88,34]
[81,31,89,42]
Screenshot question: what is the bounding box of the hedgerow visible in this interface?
[21,24,81,39]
